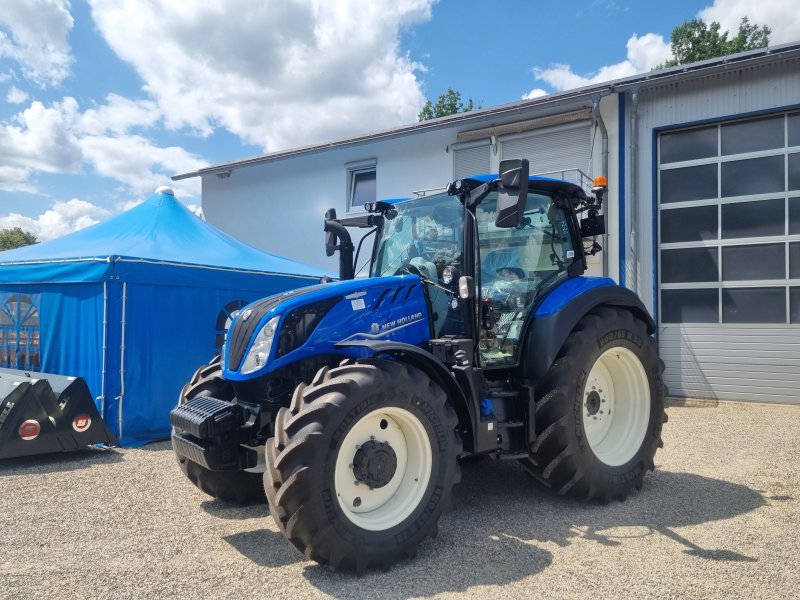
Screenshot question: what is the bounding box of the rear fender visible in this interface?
[524,277,655,380]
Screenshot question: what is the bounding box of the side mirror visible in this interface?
[495,159,529,228]
[324,208,337,257]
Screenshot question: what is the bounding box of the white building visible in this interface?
[175,42,800,404]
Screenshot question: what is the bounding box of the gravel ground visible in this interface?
[1,400,798,600]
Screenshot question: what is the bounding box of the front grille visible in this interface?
[227,284,326,371]
[275,297,339,358]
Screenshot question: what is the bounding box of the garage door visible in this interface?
[658,110,800,403]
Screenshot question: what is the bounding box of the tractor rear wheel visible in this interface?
[265,358,461,572]
[173,356,266,504]
[523,307,667,502]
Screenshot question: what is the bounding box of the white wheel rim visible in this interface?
[582,346,650,467]
[334,407,432,531]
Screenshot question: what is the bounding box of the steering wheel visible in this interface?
[394,263,422,277]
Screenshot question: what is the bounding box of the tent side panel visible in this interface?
[0,282,106,411]
[101,282,124,439]
[118,281,308,445]
[116,260,327,288]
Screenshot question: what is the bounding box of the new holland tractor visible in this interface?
[170,159,666,572]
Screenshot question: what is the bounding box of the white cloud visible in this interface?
[77,94,161,135]
[0,96,206,199]
[699,0,800,45]
[0,98,82,191]
[533,33,672,92]
[0,166,37,193]
[0,0,74,87]
[6,85,28,104]
[89,0,433,151]
[522,88,548,100]
[80,133,206,198]
[0,198,110,241]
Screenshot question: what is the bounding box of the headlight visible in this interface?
[240,316,280,374]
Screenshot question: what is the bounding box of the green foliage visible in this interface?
[0,227,38,251]
[662,17,770,68]
[418,88,480,121]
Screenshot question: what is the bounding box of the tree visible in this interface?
[662,17,770,68]
[0,227,38,251]
[418,88,479,121]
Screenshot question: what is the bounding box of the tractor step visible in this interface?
[496,420,524,428]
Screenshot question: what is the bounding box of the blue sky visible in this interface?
[0,0,796,240]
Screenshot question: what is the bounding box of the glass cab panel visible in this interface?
[476,191,576,367]
[372,194,465,336]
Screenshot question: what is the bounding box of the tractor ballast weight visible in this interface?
[171,159,667,572]
[0,368,115,460]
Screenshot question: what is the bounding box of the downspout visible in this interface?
[591,95,609,276]
[629,88,640,293]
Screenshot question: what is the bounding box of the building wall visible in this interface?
[202,99,617,275]
[631,55,800,403]
[202,125,459,272]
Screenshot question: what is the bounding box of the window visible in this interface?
[660,125,717,163]
[0,292,40,369]
[658,111,800,325]
[347,161,376,211]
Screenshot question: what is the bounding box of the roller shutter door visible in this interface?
[454,145,491,179]
[500,122,591,178]
[658,110,800,403]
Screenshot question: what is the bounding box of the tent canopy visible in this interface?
[0,189,329,445]
[0,189,329,284]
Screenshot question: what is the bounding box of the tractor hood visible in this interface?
[222,275,432,380]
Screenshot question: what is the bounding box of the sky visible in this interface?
[0,0,798,241]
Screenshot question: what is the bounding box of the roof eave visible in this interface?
[173,41,800,181]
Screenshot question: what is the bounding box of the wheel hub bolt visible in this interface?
[352,440,398,489]
[586,390,602,416]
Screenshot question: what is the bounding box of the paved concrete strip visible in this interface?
[1,401,798,599]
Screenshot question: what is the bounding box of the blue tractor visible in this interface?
[170,159,666,572]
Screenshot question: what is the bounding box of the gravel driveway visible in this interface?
[1,400,798,600]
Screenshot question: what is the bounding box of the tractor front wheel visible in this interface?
[523,307,667,502]
[265,358,461,572]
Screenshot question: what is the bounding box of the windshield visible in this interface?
[372,193,465,337]
[372,193,464,278]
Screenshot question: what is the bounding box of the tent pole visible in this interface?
[118,282,127,441]
[100,282,108,418]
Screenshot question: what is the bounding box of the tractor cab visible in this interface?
[326,159,606,369]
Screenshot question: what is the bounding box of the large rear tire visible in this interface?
[265,358,461,572]
[173,356,266,504]
[523,307,667,502]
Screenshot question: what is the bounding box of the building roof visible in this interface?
[173,41,800,181]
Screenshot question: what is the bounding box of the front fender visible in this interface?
[334,340,474,449]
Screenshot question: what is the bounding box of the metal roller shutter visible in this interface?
[454,145,491,179]
[500,123,591,178]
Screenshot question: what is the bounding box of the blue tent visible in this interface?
[0,189,328,446]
